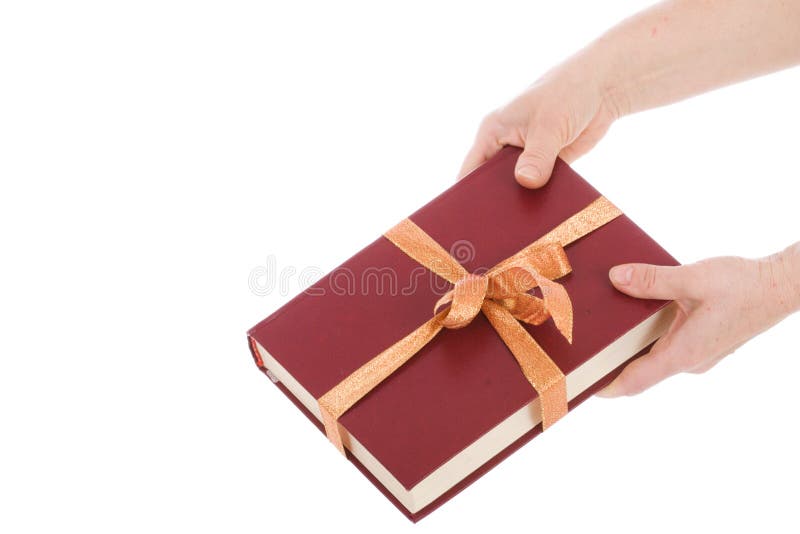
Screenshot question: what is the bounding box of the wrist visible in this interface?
[782,243,800,313]
[566,36,633,121]
[766,243,800,316]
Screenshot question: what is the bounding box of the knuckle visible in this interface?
[686,356,715,374]
[522,144,552,164]
[688,259,730,297]
[663,353,684,374]
[479,110,503,134]
[662,356,686,378]
[676,348,703,373]
[640,265,659,291]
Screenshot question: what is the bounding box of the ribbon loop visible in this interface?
[488,242,572,280]
[437,274,488,329]
[526,268,574,344]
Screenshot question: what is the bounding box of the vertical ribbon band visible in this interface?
[318,196,622,455]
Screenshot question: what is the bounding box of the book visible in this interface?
[247,146,678,521]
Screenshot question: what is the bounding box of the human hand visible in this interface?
[458,58,623,188]
[459,0,800,189]
[597,245,800,397]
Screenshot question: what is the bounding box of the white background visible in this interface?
[2,1,799,532]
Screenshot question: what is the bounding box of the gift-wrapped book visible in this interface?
[247,146,678,522]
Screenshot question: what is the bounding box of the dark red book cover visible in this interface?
[248,146,678,521]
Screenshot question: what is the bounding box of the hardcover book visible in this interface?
[247,146,678,521]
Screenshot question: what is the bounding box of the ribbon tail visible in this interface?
[481,300,568,430]
[317,312,446,456]
[529,272,573,344]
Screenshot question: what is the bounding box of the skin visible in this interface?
[459,0,800,397]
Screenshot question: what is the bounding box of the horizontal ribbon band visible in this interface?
[318,196,622,455]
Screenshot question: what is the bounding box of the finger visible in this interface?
[458,135,502,179]
[596,306,686,397]
[688,353,725,374]
[514,116,565,188]
[595,344,675,397]
[688,338,745,374]
[596,321,691,397]
[609,263,698,301]
[458,112,509,179]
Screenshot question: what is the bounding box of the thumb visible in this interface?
[514,119,564,188]
[609,263,693,300]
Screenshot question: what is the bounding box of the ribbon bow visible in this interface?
[428,234,574,340]
[318,196,622,456]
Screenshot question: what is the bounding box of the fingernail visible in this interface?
[610,265,633,285]
[517,165,541,183]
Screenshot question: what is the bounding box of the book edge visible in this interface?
[249,302,676,516]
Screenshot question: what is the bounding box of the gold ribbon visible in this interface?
[317,196,622,455]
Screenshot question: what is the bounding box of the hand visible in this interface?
[458,1,800,189]
[597,246,800,397]
[458,59,623,188]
